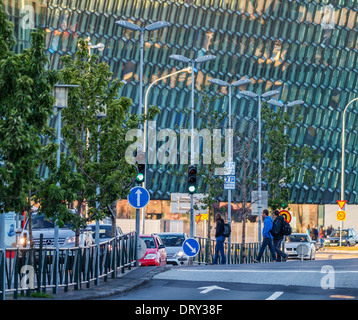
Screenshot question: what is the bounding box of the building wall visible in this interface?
[324,204,358,230]
[4,1,358,205]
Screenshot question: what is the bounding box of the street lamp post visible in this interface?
[240,89,279,242]
[94,106,106,285]
[169,54,216,238]
[116,20,170,249]
[53,84,78,294]
[142,67,192,234]
[339,97,358,246]
[209,77,251,260]
[267,99,305,168]
[115,20,170,123]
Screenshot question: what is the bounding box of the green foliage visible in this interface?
[261,102,319,210]
[0,25,57,215]
[37,37,159,241]
[0,0,15,60]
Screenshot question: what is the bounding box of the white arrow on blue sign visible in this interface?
[128,186,150,209]
[182,238,200,257]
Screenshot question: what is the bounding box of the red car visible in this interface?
[139,234,167,267]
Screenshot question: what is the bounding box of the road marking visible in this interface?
[330,295,355,299]
[266,291,284,300]
[198,285,230,294]
[178,269,358,274]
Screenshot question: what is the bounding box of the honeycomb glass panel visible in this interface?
[4,0,358,203]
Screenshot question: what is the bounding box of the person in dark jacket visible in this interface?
[272,210,288,262]
[212,213,226,265]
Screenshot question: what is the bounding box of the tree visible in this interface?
[261,102,319,211]
[37,37,159,245]
[232,120,258,248]
[0,4,58,246]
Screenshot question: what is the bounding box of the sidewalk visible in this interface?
[9,265,171,300]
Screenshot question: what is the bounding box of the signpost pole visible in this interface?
[135,208,140,267]
[127,187,150,267]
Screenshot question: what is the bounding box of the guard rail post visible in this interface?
[0,250,4,300]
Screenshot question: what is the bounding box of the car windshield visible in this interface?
[329,230,348,237]
[28,215,73,229]
[286,235,309,243]
[159,234,185,247]
[89,225,113,238]
[141,236,156,249]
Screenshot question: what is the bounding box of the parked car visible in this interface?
[87,223,123,243]
[284,233,316,260]
[16,212,93,248]
[139,234,167,267]
[157,232,189,266]
[324,228,358,247]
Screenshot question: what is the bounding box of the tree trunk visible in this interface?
[27,189,33,248]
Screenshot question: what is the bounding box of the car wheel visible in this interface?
[347,242,350,247]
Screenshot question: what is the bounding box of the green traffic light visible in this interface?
[188,185,196,194]
[136,173,145,182]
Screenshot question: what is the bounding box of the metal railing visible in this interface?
[194,237,274,265]
[0,231,137,300]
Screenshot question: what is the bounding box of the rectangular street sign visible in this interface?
[224,175,235,190]
[224,162,235,175]
[251,191,268,215]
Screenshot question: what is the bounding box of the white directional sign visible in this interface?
[251,191,268,215]
[128,187,150,209]
[170,193,207,214]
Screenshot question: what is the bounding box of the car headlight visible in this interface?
[342,239,346,243]
[176,251,184,257]
[66,236,76,244]
[144,254,157,260]
[18,237,28,245]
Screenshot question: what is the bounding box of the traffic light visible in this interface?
[136,163,145,183]
[188,165,197,194]
[280,186,290,209]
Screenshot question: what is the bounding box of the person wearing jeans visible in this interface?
[254,209,276,263]
[212,213,226,264]
[272,210,288,262]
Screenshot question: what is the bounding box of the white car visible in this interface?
[284,233,316,260]
[16,213,93,248]
[157,232,189,266]
[87,223,123,243]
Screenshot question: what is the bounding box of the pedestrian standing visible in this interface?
[310,225,318,241]
[306,224,311,236]
[319,226,325,248]
[212,213,226,265]
[254,209,276,263]
[271,210,288,262]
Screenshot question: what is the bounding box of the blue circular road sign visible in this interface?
[128,186,150,209]
[182,238,200,257]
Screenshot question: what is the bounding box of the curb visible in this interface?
[78,266,172,300]
[317,250,358,254]
[8,266,172,301]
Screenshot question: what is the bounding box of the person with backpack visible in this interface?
[253,209,276,263]
[212,213,226,265]
[271,210,288,262]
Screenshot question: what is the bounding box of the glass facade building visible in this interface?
[4,0,358,204]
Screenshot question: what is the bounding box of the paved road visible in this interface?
[105,257,358,301]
